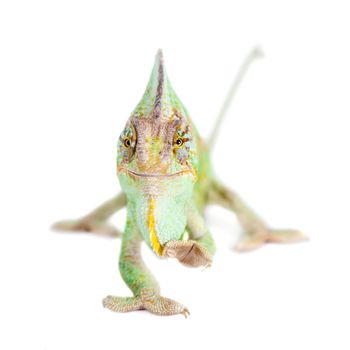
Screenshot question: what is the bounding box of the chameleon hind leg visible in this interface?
[52,192,126,237]
[209,180,308,252]
[103,218,189,317]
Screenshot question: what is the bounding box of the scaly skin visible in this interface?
[53,49,308,317]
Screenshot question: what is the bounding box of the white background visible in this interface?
[1,1,350,349]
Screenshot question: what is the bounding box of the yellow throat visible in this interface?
[147,197,164,256]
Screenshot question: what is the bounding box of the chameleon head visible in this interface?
[117,50,199,256]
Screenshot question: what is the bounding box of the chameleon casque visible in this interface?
[54,49,307,317]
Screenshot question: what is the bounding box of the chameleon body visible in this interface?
[54,50,307,317]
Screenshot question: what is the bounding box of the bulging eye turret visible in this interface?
[173,128,194,164]
[118,124,136,162]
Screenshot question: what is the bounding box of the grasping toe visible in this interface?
[163,240,212,268]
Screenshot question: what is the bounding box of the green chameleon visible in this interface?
[54,49,307,317]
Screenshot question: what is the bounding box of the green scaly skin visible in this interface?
[53,50,307,317]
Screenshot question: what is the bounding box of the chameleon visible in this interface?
[53,48,307,317]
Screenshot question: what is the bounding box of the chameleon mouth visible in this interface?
[118,166,196,179]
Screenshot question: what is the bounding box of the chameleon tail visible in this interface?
[208,47,264,150]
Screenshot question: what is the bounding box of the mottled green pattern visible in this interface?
[53,49,307,317]
[111,50,216,315]
[119,215,159,296]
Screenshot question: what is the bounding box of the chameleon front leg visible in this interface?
[103,218,190,317]
[163,203,215,268]
[208,179,308,252]
[52,192,126,237]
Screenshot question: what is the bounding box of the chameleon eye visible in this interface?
[173,126,195,165]
[124,138,131,148]
[175,138,184,147]
[118,124,136,162]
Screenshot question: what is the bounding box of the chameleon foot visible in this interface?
[234,229,308,252]
[163,240,212,268]
[103,289,189,317]
[102,295,144,312]
[52,219,121,237]
[140,288,190,317]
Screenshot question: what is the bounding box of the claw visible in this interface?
[181,308,190,318]
[201,262,211,272]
